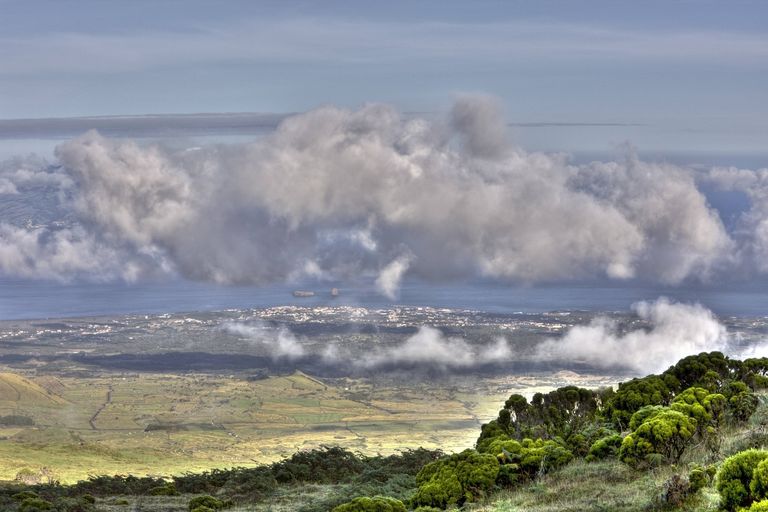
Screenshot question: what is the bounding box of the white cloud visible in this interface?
[375,254,412,299]
[222,321,306,360]
[535,297,728,373]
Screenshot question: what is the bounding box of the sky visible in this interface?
[0,0,766,152]
[2,1,768,301]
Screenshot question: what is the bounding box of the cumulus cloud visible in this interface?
[0,96,761,290]
[704,166,768,273]
[536,297,728,373]
[0,223,152,282]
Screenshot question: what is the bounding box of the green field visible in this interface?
[0,368,518,483]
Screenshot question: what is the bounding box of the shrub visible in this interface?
[716,449,768,511]
[619,409,696,466]
[657,474,692,509]
[752,458,768,502]
[52,496,96,512]
[586,434,623,462]
[411,450,499,508]
[688,464,715,492]
[13,492,40,502]
[750,500,768,511]
[19,498,53,512]
[606,375,673,427]
[331,496,407,512]
[731,392,760,423]
[149,483,179,496]
[271,446,365,484]
[671,387,726,431]
[188,495,229,511]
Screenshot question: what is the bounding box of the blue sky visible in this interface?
[0,0,766,152]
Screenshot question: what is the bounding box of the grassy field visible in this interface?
[0,368,512,483]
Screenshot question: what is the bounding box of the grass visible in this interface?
[464,459,718,512]
[0,369,507,483]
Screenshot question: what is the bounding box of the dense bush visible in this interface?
[619,409,696,466]
[605,375,674,427]
[751,458,768,503]
[70,474,167,496]
[149,483,179,496]
[731,391,760,423]
[19,498,53,512]
[331,496,407,512]
[688,464,715,492]
[716,449,768,511]
[188,495,230,511]
[272,446,365,484]
[489,387,602,442]
[670,387,726,432]
[586,433,623,462]
[411,450,498,508]
[750,500,768,511]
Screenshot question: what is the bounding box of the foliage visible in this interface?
[149,483,179,496]
[751,458,768,503]
[272,446,366,484]
[750,500,768,512]
[491,387,602,442]
[731,391,760,423]
[586,434,623,462]
[670,387,726,431]
[628,405,666,431]
[69,474,167,496]
[411,450,499,508]
[655,474,693,509]
[50,496,96,512]
[619,409,696,466]
[605,376,674,427]
[13,492,40,502]
[188,495,232,510]
[331,496,407,512]
[19,498,53,512]
[716,449,768,511]
[688,464,715,492]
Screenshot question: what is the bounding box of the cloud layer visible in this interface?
[536,298,728,373]
[0,96,765,293]
[220,298,756,375]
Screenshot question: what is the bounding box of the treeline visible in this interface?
[0,447,444,512]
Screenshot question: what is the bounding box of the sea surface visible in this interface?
[2,278,768,320]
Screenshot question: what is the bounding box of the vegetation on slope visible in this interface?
[3,351,768,511]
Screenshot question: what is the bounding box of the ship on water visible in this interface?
[292,290,315,297]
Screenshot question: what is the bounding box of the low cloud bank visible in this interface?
[222,321,306,360]
[223,321,512,371]
[3,96,768,295]
[221,298,762,375]
[536,298,728,373]
[362,326,512,370]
